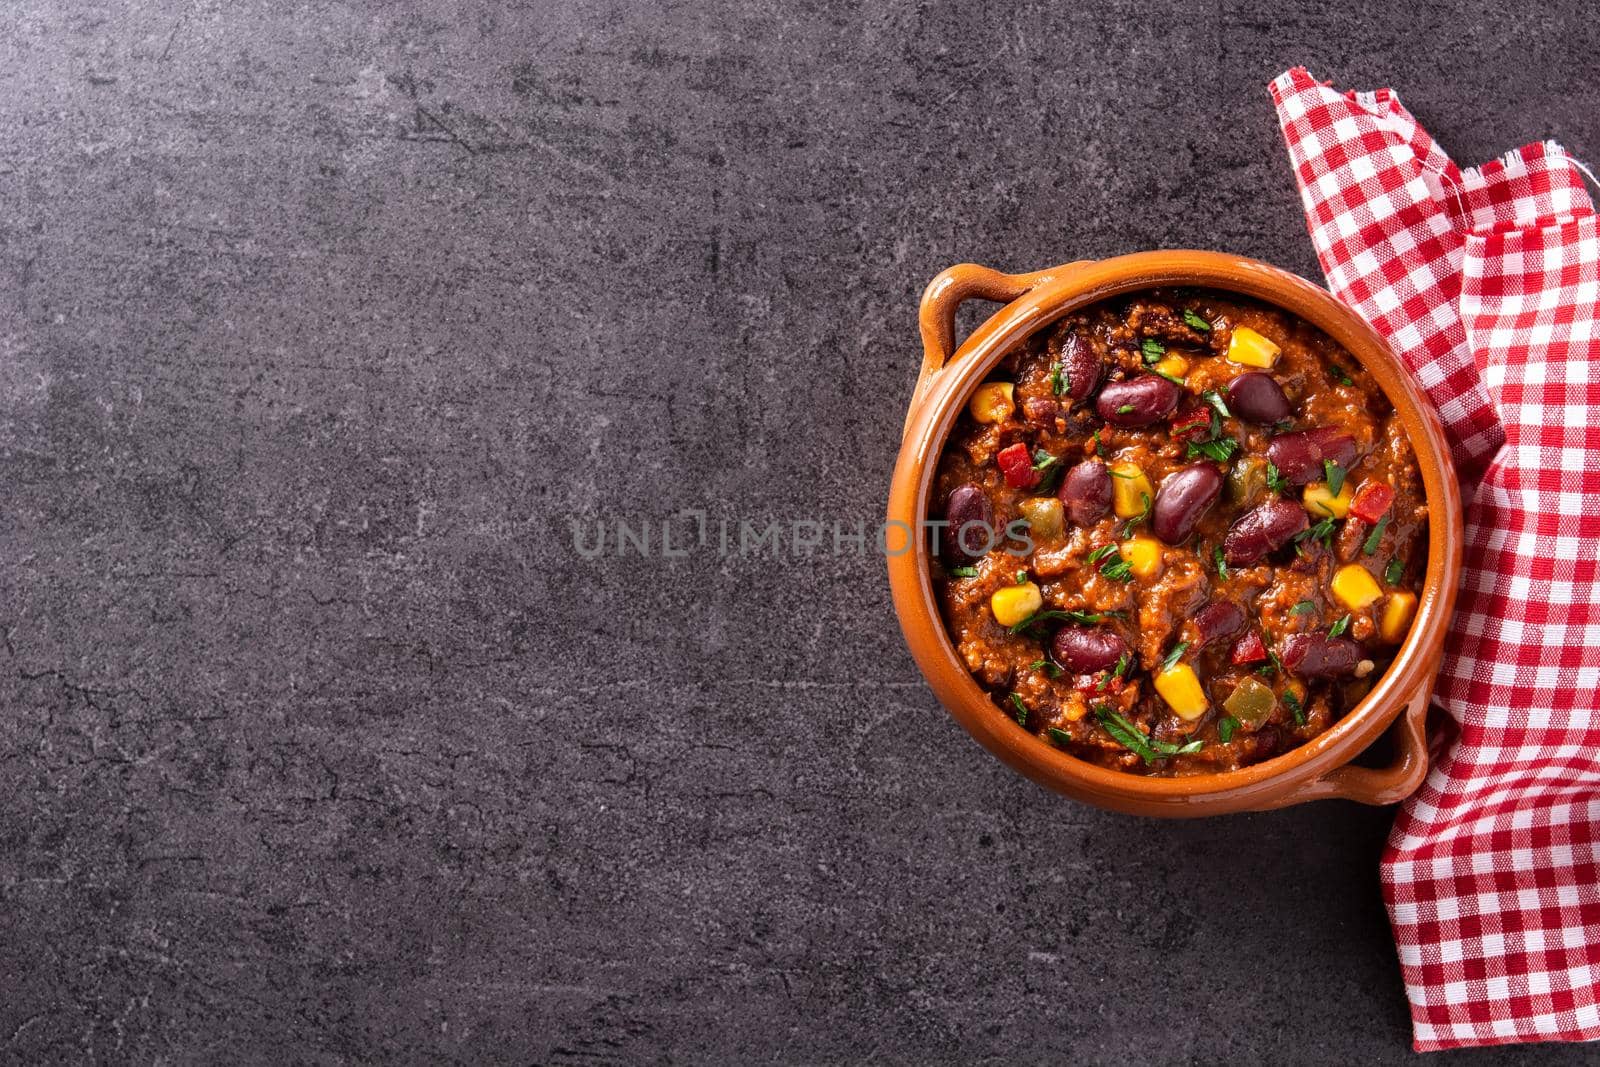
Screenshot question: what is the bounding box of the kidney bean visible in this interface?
[1310,427,1358,469]
[1266,427,1358,485]
[1253,726,1281,760]
[1058,460,1111,526]
[1192,600,1245,646]
[943,483,995,562]
[1095,376,1180,427]
[1057,332,1102,403]
[1280,633,1362,678]
[1222,499,1309,565]
[1051,626,1127,674]
[1264,432,1316,483]
[1225,372,1291,423]
[1151,463,1223,544]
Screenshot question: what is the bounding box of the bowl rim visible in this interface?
[888,250,1462,808]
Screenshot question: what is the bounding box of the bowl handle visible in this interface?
[907,263,1076,433]
[1260,680,1433,809]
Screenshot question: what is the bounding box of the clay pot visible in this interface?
[885,251,1461,816]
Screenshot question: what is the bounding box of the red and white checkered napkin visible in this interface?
[1270,67,1600,1052]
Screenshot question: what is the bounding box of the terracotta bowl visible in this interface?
[886,251,1462,816]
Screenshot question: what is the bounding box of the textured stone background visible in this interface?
[0,1,1596,1062]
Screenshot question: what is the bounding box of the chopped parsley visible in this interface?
[1385,558,1405,585]
[1094,708,1159,760]
[1218,715,1240,743]
[1007,608,1122,634]
[1100,552,1134,582]
[1329,363,1355,386]
[1213,545,1229,580]
[1070,608,1126,623]
[1092,429,1106,457]
[1009,692,1029,726]
[1201,389,1232,419]
[1184,309,1212,332]
[1323,459,1346,497]
[1031,448,1064,494]
[949,565,978,578]
[1285,689,1305,725]
[1290,600,1317,615]
[1153,735,1206,757]
[1113,652,1129,678]
[1049,360,1069,396]
[1086,543,1120,565]
[1140,338,1166,362]
[1095,705,1203,764]
[1047,726,1072,747]
[1116,404,1135,414]
[1154,366,1186,385]
[1028,657,1063,679]
[1014,569,1028,585]
[1186,436,1240,463]
[1161,641,1189,673]
[1363,515,1390,556]
[1328,614,1351,638]
[1177,402,1226,446]
[1121,492,1152,536]
[1266,461,1288,495]
[1296,516,1337,548]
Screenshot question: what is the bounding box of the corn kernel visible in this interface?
[1152,354,1189,381]
[1154,662,1208,721]
[1110,462,1154,519]
[1119,537,1163,580]
[968,381,1015,424]
[1303,480,1354,519]
[989,581,1043,627]
[1225,326,1281,369]
[1380,591,1418,643]
[1331,564,1383,612]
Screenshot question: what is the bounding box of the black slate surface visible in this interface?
[1,2,1597,1063]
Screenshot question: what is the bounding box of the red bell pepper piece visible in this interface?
[1170,407,1212,442]
[1230,630,1268,665]
[1349,481,1395,524]
[996,442,1040,490]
